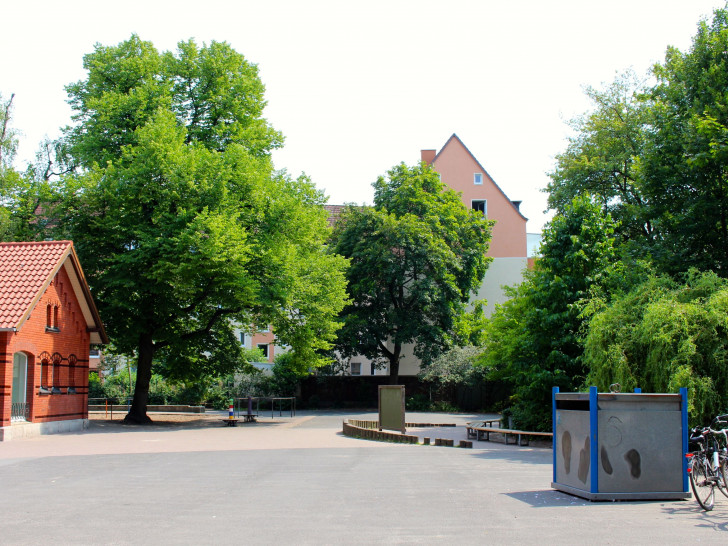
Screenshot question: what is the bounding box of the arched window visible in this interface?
[45,304,60,333]
[52,352,63,394]
[67,354,77,394]
[39,353,51,394]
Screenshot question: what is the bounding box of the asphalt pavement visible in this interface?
[0,410,726,544]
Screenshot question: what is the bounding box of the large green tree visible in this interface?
[547,70,654,249]
[56,36,348,423]
[331,162,492,384]
[640,5,728,275]
[480,195,618,430]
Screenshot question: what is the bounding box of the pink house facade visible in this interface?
[423,134,528,316]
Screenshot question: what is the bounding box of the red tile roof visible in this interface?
[324,205,346,227]
[0,240,74,330]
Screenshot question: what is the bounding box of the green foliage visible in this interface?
[0,93,17,168]
[641,6,728,274]
[405,394,432,411]
[479,195,618,431]
[54,35,348,422]
[430,400,460,413]
[584,270,728,424]
[0,92,53,241]
[539,5,728,428]
[549,6,728,277]
[269,352,306,396]
[89,371,135,403]
[331,162,492,382]
[419,346,485,407]
[547,70,653,248]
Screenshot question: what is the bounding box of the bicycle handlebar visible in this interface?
[689,424,728,445]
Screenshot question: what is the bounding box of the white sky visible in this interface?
[2,0,725,232]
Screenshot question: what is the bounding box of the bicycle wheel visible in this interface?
[690,456,715,511]
[718,456,728,499]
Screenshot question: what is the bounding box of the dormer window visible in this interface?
[474,173,483,185]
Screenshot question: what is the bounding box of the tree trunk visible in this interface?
[123,332,154,424]
[388,358,400,385]
[388,341,402,385]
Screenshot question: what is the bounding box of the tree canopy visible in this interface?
[54,35,348,423]
[479,195,618,430]
[331,162,492,383]
[546,70,653,249]
[585,270,728,424]
[526,4,728,426]
[0,93,53,242]
[640,7,728,274]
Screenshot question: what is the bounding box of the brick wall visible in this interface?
[1,265,91,426]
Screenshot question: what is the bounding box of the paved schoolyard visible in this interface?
[0,410,726,544]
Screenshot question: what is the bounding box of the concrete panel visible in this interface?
[597,410,682,493]
[554,409,592,490]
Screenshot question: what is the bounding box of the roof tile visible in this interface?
[0,241,73,329]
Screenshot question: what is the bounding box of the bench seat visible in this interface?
[465,419,500,439]
[472,426,552,446]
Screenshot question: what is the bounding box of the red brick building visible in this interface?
[0,241,107,440]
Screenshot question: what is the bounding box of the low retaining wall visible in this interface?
[342,419,465,447]
[342,420,419,444]
[88,405,206,413]
[0,418,89,441]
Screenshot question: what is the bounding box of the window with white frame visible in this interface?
[474,173,483,185]
[350,362,361,376]
[370,362,376,375]
[472,199,487,216]
[257,343,269,359]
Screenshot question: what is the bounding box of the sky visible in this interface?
[2,0,726,233]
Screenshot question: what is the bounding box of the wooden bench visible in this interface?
[472,426,553,446]
[221,419,239,427]
[466,420,500,440]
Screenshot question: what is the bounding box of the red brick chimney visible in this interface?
[421,149,436,165]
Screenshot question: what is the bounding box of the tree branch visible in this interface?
[155,306,240,351]
[1,93,15,166]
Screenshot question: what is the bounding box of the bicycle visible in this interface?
[687,414,728,511]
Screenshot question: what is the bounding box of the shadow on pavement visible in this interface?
[505,489,591,507]
[467,446,552,466]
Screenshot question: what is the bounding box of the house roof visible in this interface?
[0,240,108,344]
[433,133,528,222]
[323,204,346,227]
